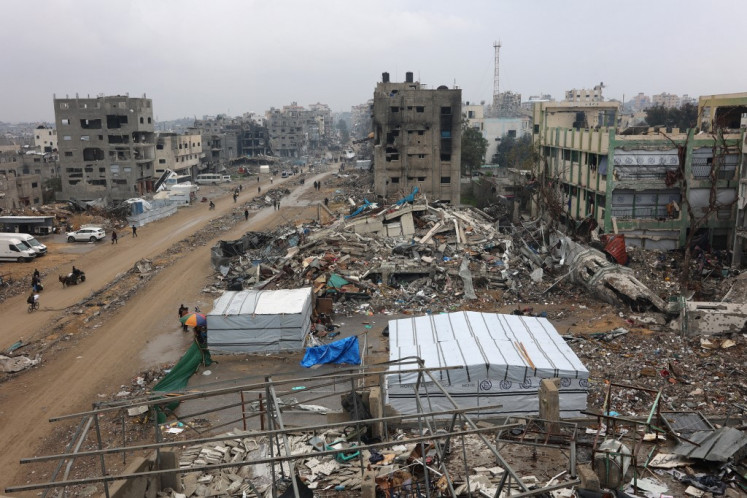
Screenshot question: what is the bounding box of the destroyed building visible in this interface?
[154,133,204,178]
[54,94,157,202]
[532,93,744,251]
[265,102,332,158]
[372,72,462,204]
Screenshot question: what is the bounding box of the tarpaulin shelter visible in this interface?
[207,288,313,353]
[386,311,589,417]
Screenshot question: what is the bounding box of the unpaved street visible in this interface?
[0,172,332,494]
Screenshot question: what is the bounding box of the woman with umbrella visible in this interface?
[180,312,208,347]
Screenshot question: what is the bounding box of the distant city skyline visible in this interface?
[2,0,745,123]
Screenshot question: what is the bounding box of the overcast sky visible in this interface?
[2,0,745,123]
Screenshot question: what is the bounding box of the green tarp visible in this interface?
[327,273,350,290]
[153,341,212,422]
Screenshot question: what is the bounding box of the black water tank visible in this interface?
[405,72,413,83]
[382,72,390,83]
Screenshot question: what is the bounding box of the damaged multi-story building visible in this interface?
[54,94,156,202]
[154,133,203,178]
[372,72,462,204]
[532,92,745,251]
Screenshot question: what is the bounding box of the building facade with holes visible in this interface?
[54,95,156,202]
[372,72,462,204]
[532,96,744,251]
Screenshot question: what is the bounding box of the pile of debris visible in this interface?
[206,185,673,319]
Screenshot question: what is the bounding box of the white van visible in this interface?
[0,233,47,256]
[0,237,36,262]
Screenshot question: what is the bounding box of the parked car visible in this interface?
[66,227,106,243]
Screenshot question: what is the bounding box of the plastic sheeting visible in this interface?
[153,341,212,422]
[386,311,589,417]
[300,336,361,367]
[207,288,313,353]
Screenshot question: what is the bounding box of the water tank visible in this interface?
[382,72,390,83]
[405,72,414,83]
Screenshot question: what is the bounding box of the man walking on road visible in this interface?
[111,231,118,244]
[131,225,137,237]
[244,209,249,221]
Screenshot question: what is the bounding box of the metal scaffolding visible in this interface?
[7,360,580,496]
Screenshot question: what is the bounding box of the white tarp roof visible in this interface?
[388,311,588,384]
[207,288,313,353]
[386,311,589,417]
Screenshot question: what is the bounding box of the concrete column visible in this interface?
[361,467,377,498]
[368,387,384,439]
[538,378,560,434]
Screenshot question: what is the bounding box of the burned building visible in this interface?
[372,72,461,204]
[54,94,156,202]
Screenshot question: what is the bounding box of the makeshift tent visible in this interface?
[207,288,313,353]
[386,311,589,418]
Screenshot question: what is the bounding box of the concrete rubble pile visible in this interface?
[206,188,672,317]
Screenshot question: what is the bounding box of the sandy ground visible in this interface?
[0,170,337,495]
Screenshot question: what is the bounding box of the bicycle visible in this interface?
[28,299,40,313]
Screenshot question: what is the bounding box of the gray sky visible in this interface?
[3,0,745,123]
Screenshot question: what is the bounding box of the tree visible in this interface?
[494,134,536,169]
[336,120,350,143]
[461,125,487,177]
[645,103,698,130]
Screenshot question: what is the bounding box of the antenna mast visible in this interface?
[493,40,501,101]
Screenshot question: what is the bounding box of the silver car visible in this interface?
[66,227,106,243]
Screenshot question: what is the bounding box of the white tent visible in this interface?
[207,288,313,353]
[386,311,589,417]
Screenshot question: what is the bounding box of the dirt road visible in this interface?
[0,171,334,494]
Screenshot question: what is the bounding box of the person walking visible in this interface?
[276,199,280,210]
[244,209,249,221]
[131,225,137,237]
[324,197,329,207]
[111,231,118,244]
[257,176,260,183]
[31,273,41,292]
[178,304,189,332]
[258,185,261,194]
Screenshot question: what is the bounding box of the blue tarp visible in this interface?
[395,187,419,206]
[345,199,372,219]
[301,336,361,367]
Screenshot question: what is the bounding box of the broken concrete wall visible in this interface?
[681,301,747,336]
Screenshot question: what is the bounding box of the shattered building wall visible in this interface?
[55,95,156,202]
[533,96,743,251]
[372,72,461,204]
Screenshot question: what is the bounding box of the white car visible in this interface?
[66,227,106,243]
